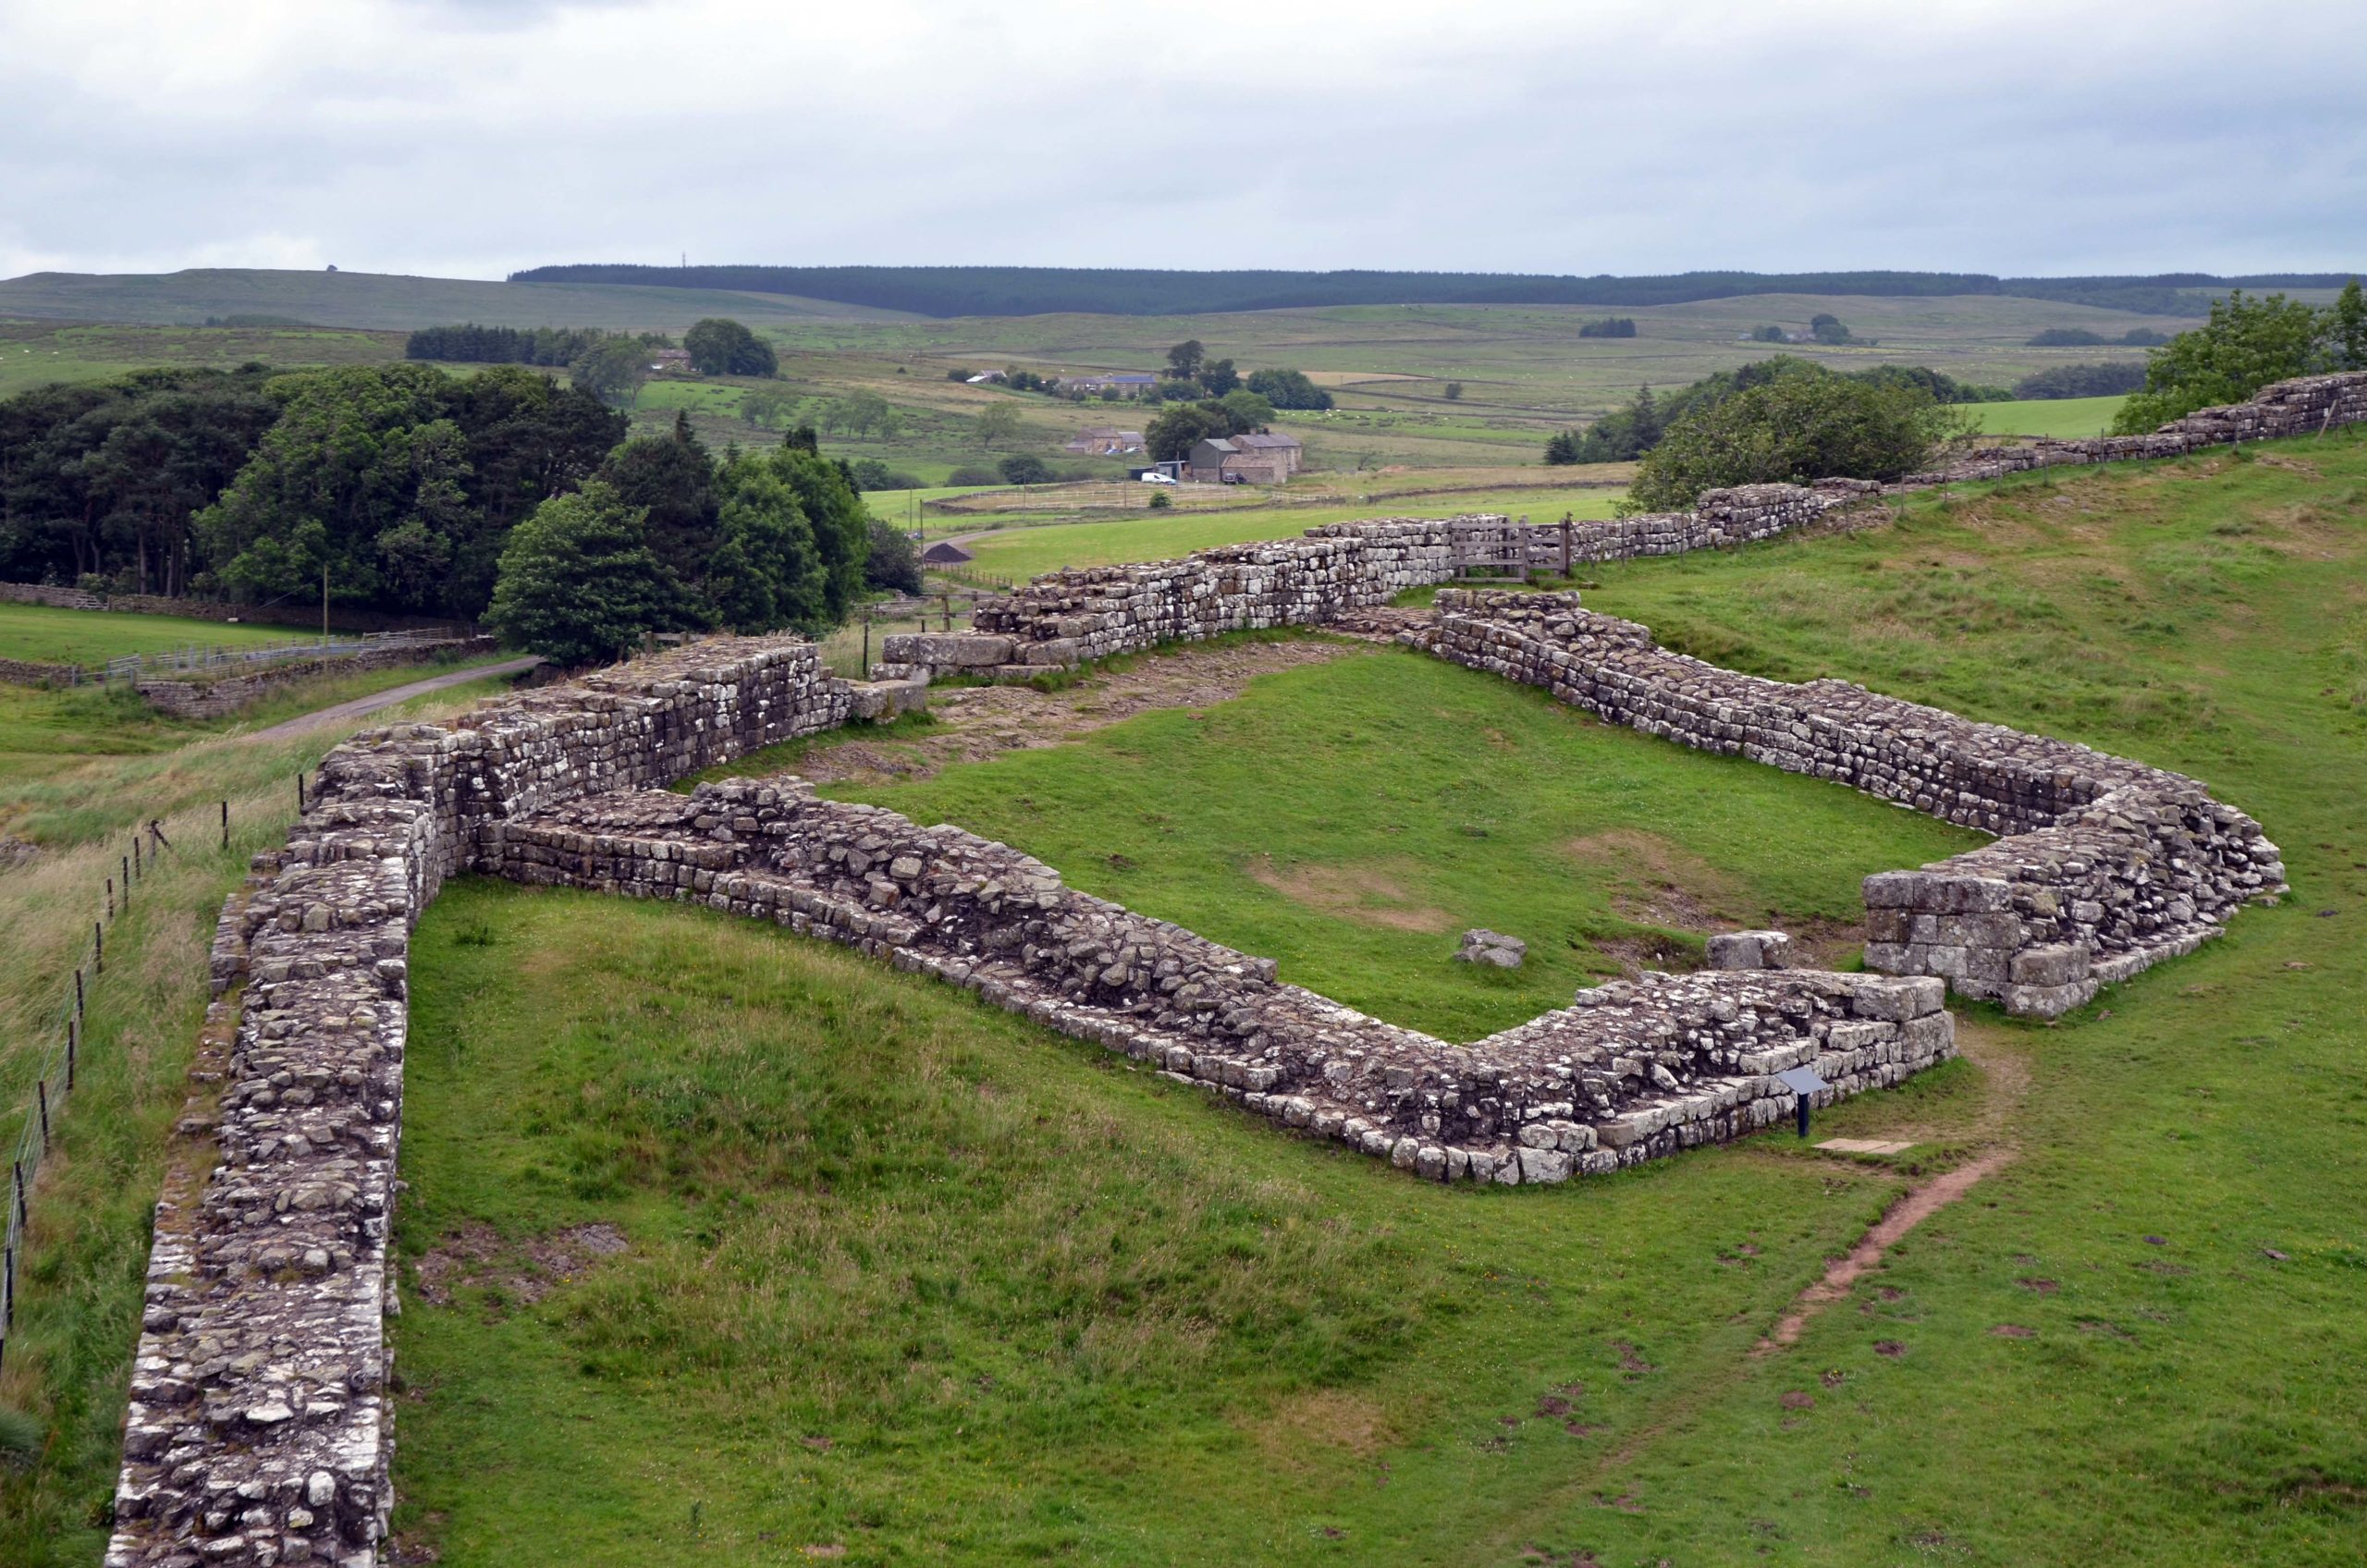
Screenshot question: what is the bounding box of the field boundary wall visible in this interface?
[129,637,495,717]
[1419,592,2284,1015]
[0,579,475,635]
[101,629,1952,1565]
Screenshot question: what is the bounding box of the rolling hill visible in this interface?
[0,268,915,331]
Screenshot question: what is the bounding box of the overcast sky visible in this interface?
[3,0,2362,283]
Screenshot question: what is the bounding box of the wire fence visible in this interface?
[76,628,472,686]
[0,798,249,1375]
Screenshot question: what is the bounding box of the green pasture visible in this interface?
[949,484,1629,580]
[0,319,406,396]
[834,643,1974,1038]
[381,430,2367,1564]
[0,601,313,667]
[1964,394,2129,438]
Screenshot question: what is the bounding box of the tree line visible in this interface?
[404,324,664,367]
[505,264,2367,319]
[0,360,915,663]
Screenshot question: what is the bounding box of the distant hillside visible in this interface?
[0,269,914,331]
[505,263,2364,318]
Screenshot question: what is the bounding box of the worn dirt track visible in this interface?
[791,635,1361,787]
[245,656,542,740]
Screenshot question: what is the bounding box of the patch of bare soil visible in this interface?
[1564,827,1867,969]
[1755,1149,2014,1352]
[1249,1389,1401,1466]
[792,636,1362,788]
[1243,854,1453,932]
[1565,828,1745,930]
[412,1220,629,1309]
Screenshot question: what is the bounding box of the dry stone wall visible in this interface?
[133,638,497,717]
[1418,591,2284,1014]
[104,638,856,1568]
[106,626,1965,1564]
[488,777,1954,1183]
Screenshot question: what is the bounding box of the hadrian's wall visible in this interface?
[106,640,855,1568]
[1417,590,2284,1013]
[103,371,2353,1564]
[104,631,1955,1567]
[891,372,2367,680]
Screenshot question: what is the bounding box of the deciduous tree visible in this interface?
[486,482,678,665]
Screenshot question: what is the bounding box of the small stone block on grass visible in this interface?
[1816,1137,1917,1156]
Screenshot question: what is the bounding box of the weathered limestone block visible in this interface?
[879,631,1015,668]
[1454,928,1527,968]
[1706,930,1793,970]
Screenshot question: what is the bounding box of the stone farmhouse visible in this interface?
[1061,372,1159,396]
[1187,431,1304,484]
[1063,425,1146,455]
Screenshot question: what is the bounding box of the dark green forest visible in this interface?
[505,263,2364,318]
[0,363,884,649]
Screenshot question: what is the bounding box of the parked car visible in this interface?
[1139,471,1178,484]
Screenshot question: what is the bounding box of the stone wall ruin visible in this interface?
[102,370,2358,1564]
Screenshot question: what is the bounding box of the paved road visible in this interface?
[247,656,541,741]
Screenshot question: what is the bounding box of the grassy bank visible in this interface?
[0,655,521,843]
[0,602,313,666]
[397,430,2366,1563]
[833,645,1975,1039]
[0,668,530,1566]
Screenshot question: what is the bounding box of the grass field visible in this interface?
[387,430,2367,1564]
[385,878,1932,1566]
[1964,394,2129,438]
[0,601,315,666]
[7,427,2367,1565]
[947,484,1630,580]
[0,653,522,841]
[0,319,408,397]
[832,644,1975,1037]
[7,268,2210,477]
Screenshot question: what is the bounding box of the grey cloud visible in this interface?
[0,0,2361,281]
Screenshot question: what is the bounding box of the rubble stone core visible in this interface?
[107,373,2351,1564]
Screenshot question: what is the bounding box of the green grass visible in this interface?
[1964,394,2129,438]
[0,664,535,1567]
[0,601,314,666]
[0,654,523,841]
[386,878,1909,1566]
[952,484,1630,580]
[828,644,1976,1039]
[399,431,2367,1564]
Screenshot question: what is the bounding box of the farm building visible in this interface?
[1063,425,1146,455]
[1187,431,1303,484]
[1061,372,1159,396]
[920,541,975,565]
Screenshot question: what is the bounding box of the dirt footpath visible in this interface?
[794,636,1363,787]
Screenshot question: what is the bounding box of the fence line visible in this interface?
[72,628,472,687]
[0,795,255,1373]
